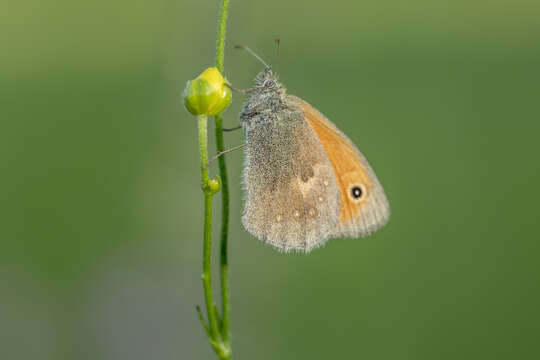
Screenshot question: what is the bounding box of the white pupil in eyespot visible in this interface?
[351,186,363,199]
[264,80,274,87]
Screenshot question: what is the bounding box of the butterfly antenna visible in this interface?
[234,45,271,69]
[274,39,280,75]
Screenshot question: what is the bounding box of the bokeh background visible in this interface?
[2,0,540,359]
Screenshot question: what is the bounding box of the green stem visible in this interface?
[195,1,232,359]
[198,115,221,344]
[215,0,229,72]
[216,114,230,342]
[215,0,231,351]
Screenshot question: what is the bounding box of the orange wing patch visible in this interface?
[294,97,373,222]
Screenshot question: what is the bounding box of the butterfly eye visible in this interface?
[350,184,366,201]
[263,79,276,88]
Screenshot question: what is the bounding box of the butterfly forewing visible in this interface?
[241,105,341,252]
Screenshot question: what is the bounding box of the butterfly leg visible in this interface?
[205,143,246,169]
[225,83,254,94]
[222,125,242,132]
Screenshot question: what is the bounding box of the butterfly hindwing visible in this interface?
[291,95,390,237]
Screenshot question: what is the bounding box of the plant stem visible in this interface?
[215,115,230,342]
[198,115,221,344]
[215,0,231,350]
[215,0,229,72]
[195,0,232,358]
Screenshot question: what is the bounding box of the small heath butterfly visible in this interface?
[235,46,390,252]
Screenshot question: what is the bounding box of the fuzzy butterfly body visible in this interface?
[240,69,390,252]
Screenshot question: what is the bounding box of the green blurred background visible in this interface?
[2,0,540,359]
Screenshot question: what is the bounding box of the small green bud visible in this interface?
[207,178,221,194]
[183,67,232,116]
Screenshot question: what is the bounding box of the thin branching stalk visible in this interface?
[195,0,232,359]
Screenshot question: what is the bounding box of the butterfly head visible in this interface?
[254,68,279,89]
[240,68,286,121]
[234,45,284,95]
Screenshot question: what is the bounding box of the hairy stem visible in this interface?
[215,0,231,350]
[216,114,231,344]
[198,115,221,344]
[215,0,229,72]
[195,0,232,358]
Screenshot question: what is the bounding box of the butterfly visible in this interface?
[232,47,390,252]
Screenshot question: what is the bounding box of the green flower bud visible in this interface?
[183,67,232,116]
[207,178,221,193]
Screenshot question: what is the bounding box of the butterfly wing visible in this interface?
[241,106,341,252]
[290,96,390,238]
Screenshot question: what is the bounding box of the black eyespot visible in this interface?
[351,186,363,199]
